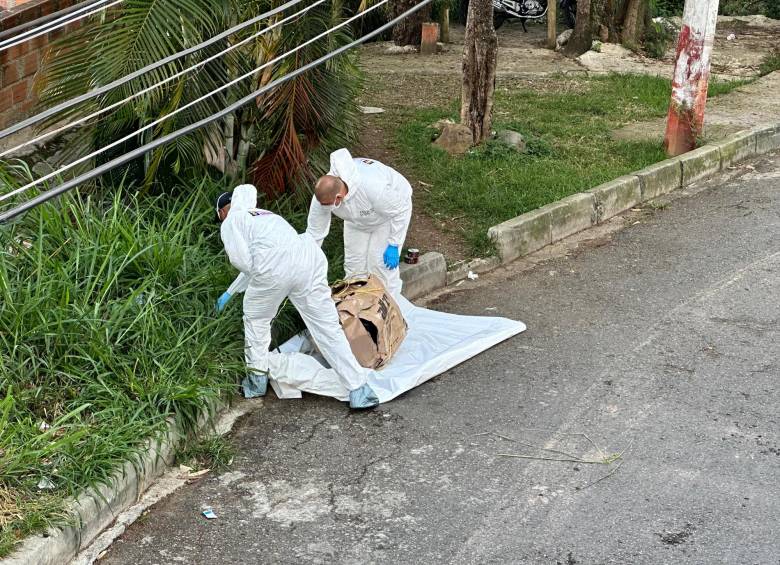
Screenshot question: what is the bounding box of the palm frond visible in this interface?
[251,1,362,196]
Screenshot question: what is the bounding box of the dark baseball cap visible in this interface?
[215,192,232,222]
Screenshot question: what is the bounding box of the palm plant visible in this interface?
[251,0,362,196]
[32,0,362,193]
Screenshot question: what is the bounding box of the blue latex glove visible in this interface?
[349,383,379,409]
[216,291,232,312]
[383,244,400,269]
[242,372,268,398]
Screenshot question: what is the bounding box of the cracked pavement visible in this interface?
[100,152,780,565]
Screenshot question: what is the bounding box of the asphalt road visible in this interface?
[100,152,780,565]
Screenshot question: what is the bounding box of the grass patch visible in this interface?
[0,487,69,556]
[758,47,780,77]
[177,435,236,472]
[392,74,750,256]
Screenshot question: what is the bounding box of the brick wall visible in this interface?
[1,0,80,129]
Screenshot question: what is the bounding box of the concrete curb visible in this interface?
[636,156,683,202]
[680,145,723,186]
[399,251,446,299]
[401,123,780,296]
[755,123,780,155]
[586,175,642,223]
[2,400,224,565]
[715,129,756,169]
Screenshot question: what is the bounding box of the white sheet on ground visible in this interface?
[270,296,526,403]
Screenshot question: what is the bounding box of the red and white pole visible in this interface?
[663,0,719,156]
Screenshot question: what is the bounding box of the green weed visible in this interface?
[759,47,780,76]
[176,435,236,472]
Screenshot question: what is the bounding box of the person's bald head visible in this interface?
[315,175,348,206]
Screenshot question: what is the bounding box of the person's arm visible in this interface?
[221,218,253,274]
[305,195,332,247]
[216,222,253,312]
[227,272,250,295]
[383,179,413,247]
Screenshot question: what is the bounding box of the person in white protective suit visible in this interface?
[306,148,413,300]
[214,184,380,409]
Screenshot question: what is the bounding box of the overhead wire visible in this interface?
[0,0,389,203]
[0,0,310,141]
[0,0,327,160]
[0,0,114,42]
[0,0,434,224]
[0,0,124,53]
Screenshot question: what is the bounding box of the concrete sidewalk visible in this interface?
[101,153,780,565]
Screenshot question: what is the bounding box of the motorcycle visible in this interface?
[460,0,577,32]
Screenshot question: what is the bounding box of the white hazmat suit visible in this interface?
[221,184,370,393]
[306,149,413,299]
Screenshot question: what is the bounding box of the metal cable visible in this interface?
[0,0,124,53]
[0,0,433,224]
[0,0,111,41]
[0,0,388,203]
[0,0,308,141]
[0,0,326,160]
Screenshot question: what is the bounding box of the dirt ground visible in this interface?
[578,15,780,78]
[355,17,780,260]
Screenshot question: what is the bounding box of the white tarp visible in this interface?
[270,297,526,403]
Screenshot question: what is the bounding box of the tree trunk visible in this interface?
[391,0,432,46]
[598,0,622,42]
[621,0,642,47]
[590,0,650,48]
[564,0,593,56]
[460,0,497,144]
[441,7,450,43]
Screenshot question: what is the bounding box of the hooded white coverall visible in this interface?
[221,184,369,394]
[306,149,413,299]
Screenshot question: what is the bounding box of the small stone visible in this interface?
[431,118,455,133]
[32,162,52,177]
[494,129,527,153]
[556,29,573,50]
[384,45,417,54]
[433,123,473,155]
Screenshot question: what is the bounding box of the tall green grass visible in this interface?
[0,178,340,555]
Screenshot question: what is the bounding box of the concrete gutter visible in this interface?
[400,123,779,299]
[3,124,778,565]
